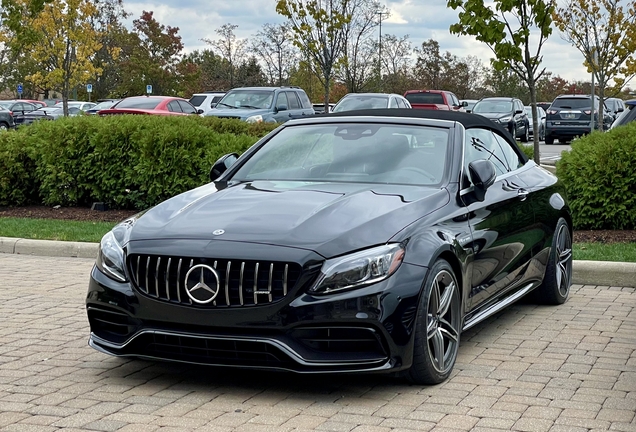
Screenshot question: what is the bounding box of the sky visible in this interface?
[124,0,591,83]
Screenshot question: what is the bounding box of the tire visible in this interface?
[521,123,529,142]
[510,125,516,141]
[407,259,461,385]
[545,135,554,145]
[540,126,545,141]
[536,218,572,305]
[0,122,8,131]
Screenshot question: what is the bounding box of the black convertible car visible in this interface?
[86,109,572,384]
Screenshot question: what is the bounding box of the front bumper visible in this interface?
[86,242,428,374]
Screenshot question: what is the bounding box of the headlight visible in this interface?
[499,116,512,122]
[95,219,136,282]
[309,244,405,295]
[246,115,263,123]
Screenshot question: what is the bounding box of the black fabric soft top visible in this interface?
[323,108,528,162]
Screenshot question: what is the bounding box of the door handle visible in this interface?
[517,189,529,201]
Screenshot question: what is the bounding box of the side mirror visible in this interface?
[515,109,523,114]
[617,106,624,113]
[276,104,288,112]
[210,153,239,181]
[462,101,468,107]
[210,103,217,108]
[197,109,204,115]
[468,159,496,202]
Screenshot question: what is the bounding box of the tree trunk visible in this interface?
[324,74,331,113]
[527,76,540,164]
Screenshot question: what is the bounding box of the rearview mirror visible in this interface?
[210,153,239,181]
[468,159,496,201]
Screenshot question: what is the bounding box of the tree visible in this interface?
[115,11,184,97]
[23,0,102,115]
[535,72,569,102]
[250,23,297,86]
[553,0,636,130]
[375,34,412,94]
[447,0,555,164]
[88,0,126,100]
[414,39,443,89]
[276,0,352,111]
[339,0,380,93]
[204,23,247,88]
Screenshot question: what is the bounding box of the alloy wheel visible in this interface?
[426,269,461,374]
[555,224,573,298]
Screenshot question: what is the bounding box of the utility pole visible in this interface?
[377,9,389,92]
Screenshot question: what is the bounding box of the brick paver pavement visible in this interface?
[0,253,634,432]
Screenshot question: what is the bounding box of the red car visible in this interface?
[404,90,465,111]
[99,96,202,116]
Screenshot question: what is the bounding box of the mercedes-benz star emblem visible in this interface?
[184,264,220,304]
[213,229,225,236]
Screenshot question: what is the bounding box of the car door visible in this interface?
[514,100,526,133]
[462,127,537,310]
[167,101,182,114]
[285,91,304,119]
[273,92,291,122]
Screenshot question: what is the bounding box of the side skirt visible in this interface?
[462,282,535,331]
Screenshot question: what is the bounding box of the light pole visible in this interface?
[377,9,389,92]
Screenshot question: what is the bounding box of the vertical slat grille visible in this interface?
[128,254,302,308]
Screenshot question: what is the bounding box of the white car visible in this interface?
[55,101,97,111]
[189,92,226,115]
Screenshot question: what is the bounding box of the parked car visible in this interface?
[460,99,478,113]
[403,90,464,111]
[99,96,201,116]
[86,108,572,385]
[55,101,96,111]
[189,92,226,115]
[610,99,636,129]
[544,94,612,144]
[206,86,314,123]
[312,103,336,114]
[604,97,625,123]
[525,105,547,141]
[0,107,16,130]
[0,100,38,116]
[536,102,552,112]
[14,106,83,126]
[471,97,530,142]
[332,93,411,112]
[85,99,120,115]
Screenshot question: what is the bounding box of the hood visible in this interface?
[206,108,270,119]
[128,181,450,258]
[475,112,511,120]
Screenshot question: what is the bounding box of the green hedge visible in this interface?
[0,116,278,209]
[557,124,636,230]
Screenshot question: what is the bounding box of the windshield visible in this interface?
[472,100,513,114]
[333,96,389,112]
[217,90,274,109]
[91,101,117,110]
[114,98,163,109]
[231,123,450,186]
[405,93,445,104]
[0,101,14,108]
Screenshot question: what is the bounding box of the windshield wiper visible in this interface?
[240,105,260,109]
[216,102,235,109]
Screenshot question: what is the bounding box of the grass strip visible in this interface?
[573,242,636,263]
[0,217,116,243]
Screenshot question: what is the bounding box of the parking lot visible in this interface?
[0,253,634,432]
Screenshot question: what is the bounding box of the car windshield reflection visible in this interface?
[231,123,449,186]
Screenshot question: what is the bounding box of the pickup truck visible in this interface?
[404,90,465,111]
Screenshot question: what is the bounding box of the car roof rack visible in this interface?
[279,86,301,89]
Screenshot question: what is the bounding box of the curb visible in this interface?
[2,237,634,288]
[0,236,98,259]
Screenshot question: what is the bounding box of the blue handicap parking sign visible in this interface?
[17,84,23,94]
[146,84,152,94]
[86,84,93,92]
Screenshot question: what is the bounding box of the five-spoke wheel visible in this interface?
[408,259,461,384]
[537,218,572,305]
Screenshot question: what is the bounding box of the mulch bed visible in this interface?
[1,205,635,243]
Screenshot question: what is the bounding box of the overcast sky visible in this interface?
[125,0,590,83]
